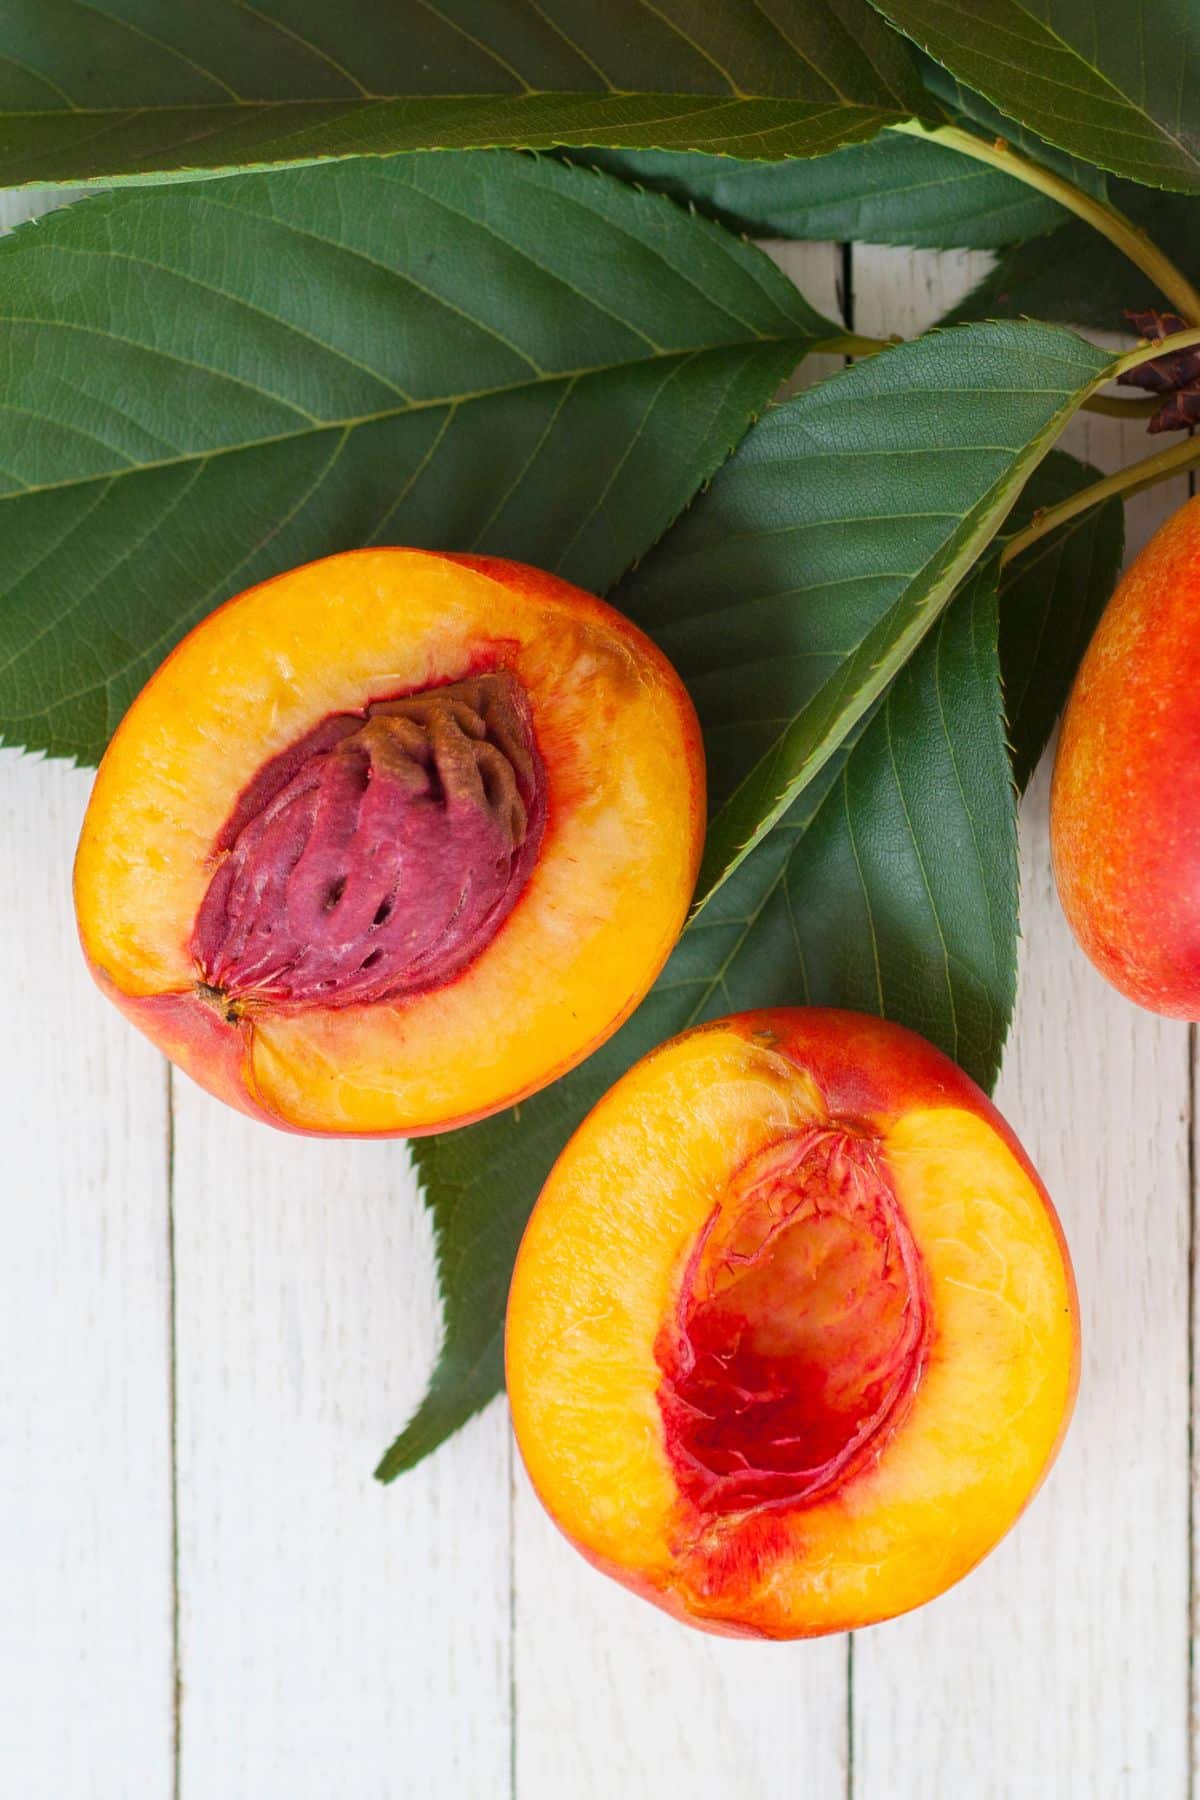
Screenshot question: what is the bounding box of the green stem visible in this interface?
[1080,393,1161,418]
[891,119,1200,323]
[1110,325,1200,375]
[815,331,898,359]
[1001,432,1200,566]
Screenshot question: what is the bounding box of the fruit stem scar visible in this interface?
[194,980,243,1025]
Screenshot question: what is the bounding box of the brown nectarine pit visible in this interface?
[191,670,545,1012]
[656,1126,930,1516]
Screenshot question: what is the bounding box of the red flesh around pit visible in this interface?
[656,1125,930,1516]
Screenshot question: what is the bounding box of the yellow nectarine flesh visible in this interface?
[507,1010,1078,1638]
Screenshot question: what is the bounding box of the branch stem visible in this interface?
[1081,393,1161,418]
[1001,432,1200,566]
[1110,325,1200,375]
[890,119,1200,323]
[814,331,898,359]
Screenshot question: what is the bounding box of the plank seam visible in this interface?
[509,1428,517,1800]
[167,1062,182,1800]
[1189,466,1197,1800]
[1189,949,1197,1792]
[842,230,857,1800]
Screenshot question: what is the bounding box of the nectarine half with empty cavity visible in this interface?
[507,1009,1078,1638]
[74,550,704,1135]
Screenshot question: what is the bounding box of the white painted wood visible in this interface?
[513,1460,848,1800]
[169,1084,512,1798]
[0,751,175,1799]
[0,184,176,1800]
[762,237,848,399]
[847,243,993,350]
[510,1461,849,1800]
[851,246,1193,1798]
[511,244,850,1800]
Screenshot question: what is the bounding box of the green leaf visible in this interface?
[0,151,840,767]
[613,320,1112,908]
[766,567,1016,1085]
[568,133,1065,248]
[916,49,1109,199]
[873,0,1200,192]
[998,450,1124,790]
[945,180,1200,331]
[927,37,1196,331]
[0,0,923,189]
[379,566,1015,1477]
[570,51,1109,251]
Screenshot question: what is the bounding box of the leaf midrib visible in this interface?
[0,335,816,508]
[0,86,894,120]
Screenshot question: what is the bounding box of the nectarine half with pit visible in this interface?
[1052,492,1200,1015]
[74,550,704,1135]
[507,1009,1078,1638]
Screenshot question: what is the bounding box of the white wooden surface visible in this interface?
[2,198,1195,1800]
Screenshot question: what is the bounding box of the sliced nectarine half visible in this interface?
[507,1009,1078,1638]
[74,550,704,1135]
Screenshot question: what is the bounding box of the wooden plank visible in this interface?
[170,1086,512,1798]
[851,245,1192,1797]
[763,238,849,399]
[511,244,850,1800]
[0,183,176,1800]
[512,1460,848,1800]
[0,752,176,1798]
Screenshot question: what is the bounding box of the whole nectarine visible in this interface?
[507,1010,1078,1638]
[74,550,704,1135]
[1052,493,1200,1015]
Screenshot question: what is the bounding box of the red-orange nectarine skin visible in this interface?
[1053,493,1200,1014]
[507,1009,1079,1639]
[75,549,704,1136]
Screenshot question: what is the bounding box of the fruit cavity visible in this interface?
[656,1125,930,1517]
